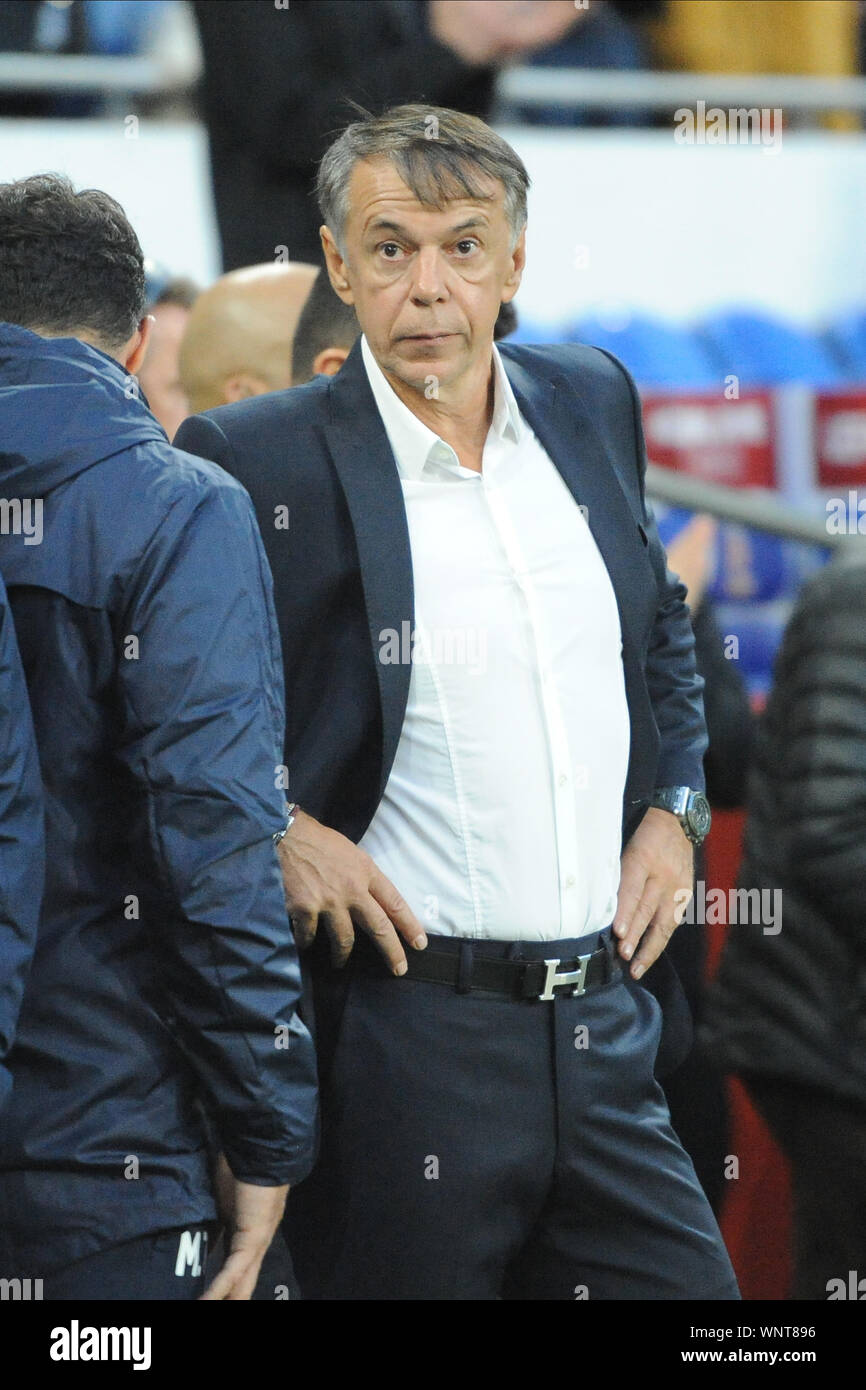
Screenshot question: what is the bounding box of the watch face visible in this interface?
[687,794,712,838]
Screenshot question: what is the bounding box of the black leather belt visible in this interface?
[347,932,621,1002]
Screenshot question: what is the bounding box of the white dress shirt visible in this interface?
[358,334,631,941]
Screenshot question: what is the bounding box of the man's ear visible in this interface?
[124,315,154,376]
[320,225,355,305]
[501,227,526,303]
[222,372,270,404]
[312,345,350,377]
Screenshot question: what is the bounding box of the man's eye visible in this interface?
[455,240,478,255]
[379,242,403,259]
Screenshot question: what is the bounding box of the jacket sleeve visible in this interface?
[115,469,317,1186]
[0,576,44,1091]
[608,351,709,792]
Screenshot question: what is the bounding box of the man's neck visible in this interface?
[381,351,496,474]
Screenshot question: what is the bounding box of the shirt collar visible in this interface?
[360,332,523,482]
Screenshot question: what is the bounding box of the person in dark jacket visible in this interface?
[193,0,585,269]
[0,572,44,1111]
[702,550,866,1300]
[0,174,317,1301]
[660,514,754,1214]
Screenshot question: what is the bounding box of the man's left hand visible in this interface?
[613,807,694,979]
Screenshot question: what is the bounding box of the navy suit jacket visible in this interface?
[174,337,708,1070]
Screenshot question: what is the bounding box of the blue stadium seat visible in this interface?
[699,310,844,388]
[504,319,568,346]
[824,309,866,379]
[83,1,170,55]
[573,314,719,389]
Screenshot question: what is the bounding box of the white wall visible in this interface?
[0,117,220,285]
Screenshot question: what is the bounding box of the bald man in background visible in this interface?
[179,261,318,416]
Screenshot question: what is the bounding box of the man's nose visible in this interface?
[409,248,448,303]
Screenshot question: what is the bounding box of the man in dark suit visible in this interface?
[175,104,739,1301]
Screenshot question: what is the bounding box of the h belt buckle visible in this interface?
[538,952,592,1002]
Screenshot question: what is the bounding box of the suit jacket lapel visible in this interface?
[323,338,414,803]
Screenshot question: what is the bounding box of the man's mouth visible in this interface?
[401,332,455,341]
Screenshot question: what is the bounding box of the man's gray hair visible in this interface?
[316,104,530,256]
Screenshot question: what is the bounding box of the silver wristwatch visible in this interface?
[650,787,712,846]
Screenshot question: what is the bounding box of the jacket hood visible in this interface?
[0,322,167,499]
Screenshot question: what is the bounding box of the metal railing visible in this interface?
[497,67,866,116]
[0,55,864,117]
[0,52,189,97]
[645,463,862,551]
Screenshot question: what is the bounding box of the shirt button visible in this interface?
[558,773,568,788]
[565,875,576,888]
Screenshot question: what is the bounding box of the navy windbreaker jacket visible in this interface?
[0,324,317,1273]
[0,570,44,1111]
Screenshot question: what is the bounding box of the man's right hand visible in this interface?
[277,809,427,973]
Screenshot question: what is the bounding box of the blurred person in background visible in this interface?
[703,551,866,1300]
[290,268,360,385]
[138,269,199,440]
[492,299,518,342]
[660,513,753,1215]
[511,0,663,127]
[193,0,588,269]
[178,261,318,416]
[0,572,44,1116]
[0,173,317,1300]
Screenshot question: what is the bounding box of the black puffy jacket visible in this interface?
[702,553,866,1110]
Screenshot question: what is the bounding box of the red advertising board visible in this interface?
[640,391,776,488]
[815,390,866,487]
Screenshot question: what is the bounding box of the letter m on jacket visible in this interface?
[175,1229,204,1277]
